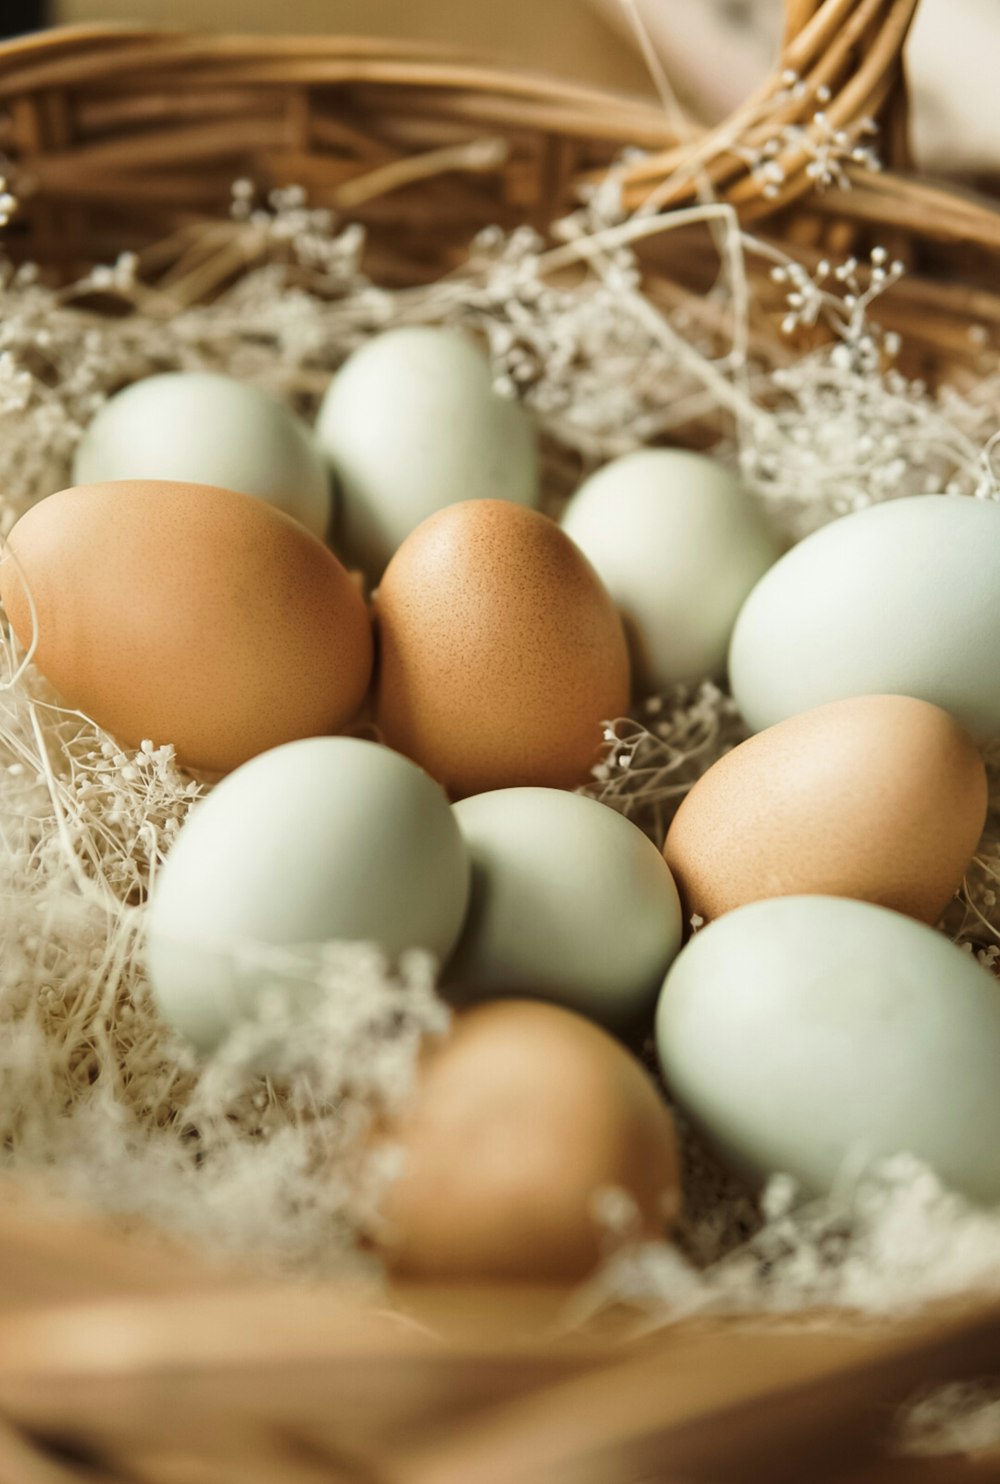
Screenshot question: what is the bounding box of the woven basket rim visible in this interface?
[0,25,676,117]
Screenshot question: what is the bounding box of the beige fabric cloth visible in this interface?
[54,0,653,95]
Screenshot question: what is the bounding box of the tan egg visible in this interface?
[377,999,681,1282]
[0,480,373,774]
[374,500,630,797]
[665,694,988,926]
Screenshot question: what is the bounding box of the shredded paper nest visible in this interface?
[0,172,999,1324]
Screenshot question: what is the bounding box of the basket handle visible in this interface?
[612,0,919,216]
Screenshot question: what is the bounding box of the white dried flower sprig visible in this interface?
[585,682,748,842]
[765,71,881,195]
[0,177,16,228]
[566,1154,1000,1330]
[896,1380,1000,1460]
[735,110,881,200]
[768,246,905,340]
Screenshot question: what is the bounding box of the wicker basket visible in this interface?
[3,7,1000,1481]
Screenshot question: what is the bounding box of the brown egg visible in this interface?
[0,480,373,773]
[374,500,630,797]
[665,694,988,926]
[377,999,680,1282]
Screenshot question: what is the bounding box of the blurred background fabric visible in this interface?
[27,0,1000,174]
[51,0,654,95]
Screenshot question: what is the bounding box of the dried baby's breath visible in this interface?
[569,1154,1000,1330]
[585,682,748,843]
[895,1378,1000,1458]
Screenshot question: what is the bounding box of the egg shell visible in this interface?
[447,787,682,1031]
[561,449,781,695]
[73,372,332,539]
[146,736,470,1054]
[729,494,1000,739]
[378,999,680,1281]
[315,327,538,579]
[657,895,1000,1203]
[374,499,630,797]
[0,480,373,774]
[664,695,987,926]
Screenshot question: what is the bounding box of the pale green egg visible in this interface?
[315,327,538,581]
[657,895,1000,1202]
[146,737,470,1055]
[447,786,682,1032]
[729,494,1000,739]
[74,371,332,539]
[561,449,780,696]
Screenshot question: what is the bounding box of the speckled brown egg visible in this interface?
[0,480,373,773]
[374,500,630,797]
[664,694,988,926]
[377,999,680,1282]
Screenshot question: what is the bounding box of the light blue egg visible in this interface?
[657,895,1000,1202]
[729,495,1000,739]
[315,327,538,580]
[147,737,470,1055]
[447,786,682,1032]
[74,371,332,540]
